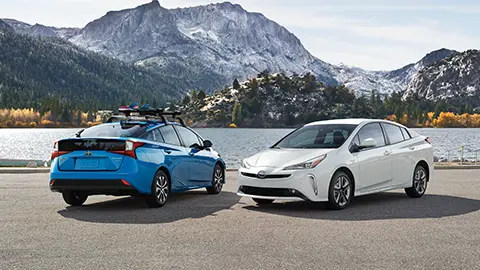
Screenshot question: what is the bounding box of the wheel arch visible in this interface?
[415,160,430,182]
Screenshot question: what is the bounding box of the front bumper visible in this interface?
[237,167,331,202]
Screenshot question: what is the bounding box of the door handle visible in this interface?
[384,150,391,156]
[164,150,172,154]
[409,146,415,150]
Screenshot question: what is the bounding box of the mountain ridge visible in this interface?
[0,1,470,97]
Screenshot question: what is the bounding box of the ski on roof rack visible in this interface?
[110,103,187,127]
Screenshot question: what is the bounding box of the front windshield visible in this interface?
[273,124,358,149]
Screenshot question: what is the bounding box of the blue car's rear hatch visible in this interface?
[56,139,128,171]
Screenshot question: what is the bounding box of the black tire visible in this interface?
[206,164,224,194]
[326,171,353,210]
[62,191,88,206]
[405,165,428,198]
[146,170,170,208]
[253,198,275,205]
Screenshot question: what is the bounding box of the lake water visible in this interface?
[0,128,479,168]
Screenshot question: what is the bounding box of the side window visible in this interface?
[152,129,165,143]
[158,126,181,146]
[357,123,386,148]
[143,131,155,141]
[175,126,202,148]
[401,128,411,140]
[383,124,404,144]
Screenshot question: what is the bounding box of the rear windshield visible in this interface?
[79,124,147,138]
[273,124,358,149]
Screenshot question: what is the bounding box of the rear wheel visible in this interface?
[253,198,274,205]
[326,171,353,210]
[405,165,428,198]
[62,191,88,206]
[146,170,170,208]
[206,164,224,194]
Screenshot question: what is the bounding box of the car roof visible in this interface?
[305,118,371,126]
[305,118,407,127]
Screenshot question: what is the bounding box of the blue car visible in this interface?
[49,110,226,208]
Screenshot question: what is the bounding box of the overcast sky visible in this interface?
[1,0,479,70]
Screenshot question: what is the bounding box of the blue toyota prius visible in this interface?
[49,108,226,208]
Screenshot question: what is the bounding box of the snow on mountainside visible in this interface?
[330,64,402,96]
[2,19,79,39]
[65,0,338,91]
[385,48,458,86]
[1,1,460,96]
[404,50,480,101]
[330,49,458,96]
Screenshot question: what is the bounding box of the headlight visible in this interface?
[241,159,252,169]
[283,155,327,170]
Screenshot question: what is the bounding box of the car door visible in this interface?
[352,122,393,194]
[155,125,191,191]
[381,123,416,187]
[174,125,214,184]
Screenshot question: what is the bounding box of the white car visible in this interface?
[237,119,433,210]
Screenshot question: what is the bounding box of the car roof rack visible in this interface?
[112,104,187,127]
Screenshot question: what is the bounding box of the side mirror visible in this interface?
[359,138,377,149]
[349,143,359,153]
[203,140,213,148]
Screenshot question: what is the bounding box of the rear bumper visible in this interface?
[49,156,158,195]
[50,179,142,196]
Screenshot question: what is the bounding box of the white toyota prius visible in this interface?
[237,119,434,210]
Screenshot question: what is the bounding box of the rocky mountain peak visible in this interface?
[404,49,480,102]
[420,48,458,66]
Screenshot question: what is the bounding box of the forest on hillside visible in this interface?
[0,29,186,113]
[180,71,478,128]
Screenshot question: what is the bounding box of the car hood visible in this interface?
[246,148,335,168]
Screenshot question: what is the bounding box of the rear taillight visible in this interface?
[425,137,431,144]
[109,141,144,159]
[51,141,71,160]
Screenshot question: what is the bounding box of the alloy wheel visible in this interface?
[414,168,427,195]
[333,175,351,207]
[214,167,224,192]
[155,174,169,204]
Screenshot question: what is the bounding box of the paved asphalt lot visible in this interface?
[1,170,479,270]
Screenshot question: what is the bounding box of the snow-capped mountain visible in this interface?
[0,1,463,96]
[329,49,459,96]
[2,19,79,39]
[64,0,337,91]
[404,50,480,101]
[385,48,458,86]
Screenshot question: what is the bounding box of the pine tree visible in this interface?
[233,79,240,90]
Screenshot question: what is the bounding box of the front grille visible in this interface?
[241,172,291,179]
[239,185,307,200]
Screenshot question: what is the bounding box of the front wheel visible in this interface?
[326,171,353,210]
[62,191,88,206]
[146,170,170,208]
[206,164,224,194]
[405,165,428,198]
